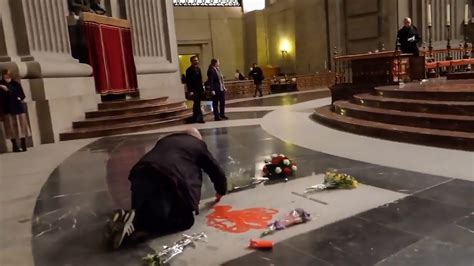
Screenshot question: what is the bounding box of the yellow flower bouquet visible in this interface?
[304,170,359,193]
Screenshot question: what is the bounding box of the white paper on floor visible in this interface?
[147,174,406,266]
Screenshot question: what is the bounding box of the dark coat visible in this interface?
[250,67,264,85]
[237,73,246,80]
[397,26,421,56]
[0,80,26,115]
[207,66,223,93]
[185,65,203,93]
[128,133,227,213]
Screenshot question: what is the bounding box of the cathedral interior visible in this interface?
[0,0,473,265]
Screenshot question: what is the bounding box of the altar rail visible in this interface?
[420,47,474,76]
[186,73,335,100]
[225,73,335,99]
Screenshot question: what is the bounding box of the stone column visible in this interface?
[124,0,176,72]
[0,0,97,146]
[8,0,92,78]
[243,10,268,69]
[121,0,183,100]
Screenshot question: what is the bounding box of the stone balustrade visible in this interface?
[223,72,335,100]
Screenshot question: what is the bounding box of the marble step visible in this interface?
[60,111,192,141]
[86,101,186,118]
[313,105,474,151]
[353,94,474,115]
[334,101,474,132]
[73,106,189,128]
[97,96,168,110]
[446,72,474,80]
[375,83,474,101]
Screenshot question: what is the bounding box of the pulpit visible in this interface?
[79,13,138,97]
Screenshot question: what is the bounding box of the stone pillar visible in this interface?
[244,10,268,70]
[0,0,98,147]
[8,0,92,78]
[122,0,183,101]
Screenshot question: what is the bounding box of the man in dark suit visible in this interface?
[249,63,264,97]
[186,56,205,123]
[396,17,421,56]
[207,59,228,121]
[106,128,227,249]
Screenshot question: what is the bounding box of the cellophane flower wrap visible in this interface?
[262,154,297,180]
[305,170,359,193]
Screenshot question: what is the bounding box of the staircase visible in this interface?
[313,80,474,151]
[60,97,192,141]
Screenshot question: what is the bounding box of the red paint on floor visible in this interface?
[206,205,278,233]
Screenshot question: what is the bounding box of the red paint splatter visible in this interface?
[206,205,278,233]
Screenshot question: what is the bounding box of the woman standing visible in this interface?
[0,69,31,152]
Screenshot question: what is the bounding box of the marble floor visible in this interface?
[1,90,473,266]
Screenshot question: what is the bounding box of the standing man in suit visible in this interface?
[396,17,421,56]
[186,56,205,123]
[207,59,228,121]
[249,63,264,97]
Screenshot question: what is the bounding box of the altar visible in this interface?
[335,51,425,85]
[332,51,425,102]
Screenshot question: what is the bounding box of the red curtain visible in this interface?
[83,20,138,95]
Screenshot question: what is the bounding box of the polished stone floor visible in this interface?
[226,90,330,107]
[2,90,472,266]
[31,125,473,266]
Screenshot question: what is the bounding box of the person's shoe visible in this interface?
[11,139,20,152]
[220,115,229,120]
[20,138,27,152]
[214,117,221,121]
[197,119,205,124]
[104,209,124,245]
[110,209,135,250]
[111,209,126,224]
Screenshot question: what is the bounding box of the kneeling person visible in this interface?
[107,128,227,249]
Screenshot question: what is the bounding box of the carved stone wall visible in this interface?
[0,0,96,149]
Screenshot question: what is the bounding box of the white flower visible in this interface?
[279,154,285,157]
[291,165,298,171]
[283,159,290,166]
[274,167,282,174]
[264,156,272,163]
[271,154,278,158]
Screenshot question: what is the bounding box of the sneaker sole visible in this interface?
[112,210,135,249]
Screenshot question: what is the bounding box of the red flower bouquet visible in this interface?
[262,154,297,180]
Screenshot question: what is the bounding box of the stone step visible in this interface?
[60,111,193,141]
[353,93,474,115]
[73,106,189,128]
[97,97,168,110]
[86,101,186,118]
[375,83,474,101]
[446,72,474,80]
[334,101,474,132]
[313,105,474,151]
